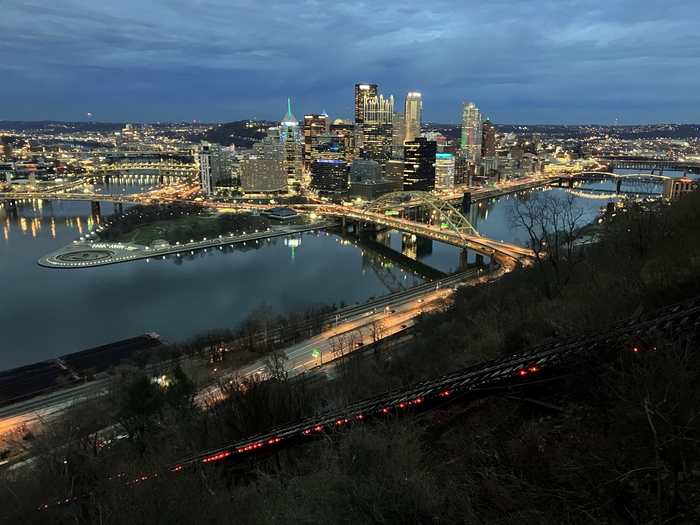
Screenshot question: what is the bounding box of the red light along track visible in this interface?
[175,296,700,470]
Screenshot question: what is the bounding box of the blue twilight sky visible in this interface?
[0,0,698,125]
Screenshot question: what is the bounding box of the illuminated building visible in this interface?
[461,102,482,161]
[311,134,345,163]
[355,83,378,123]
[330,120,356,163]
[404,92,422,143]
[454,157,470,185]
[310,159,349,192]
[198,141,224,196]
[240,136,286,192]
[383,159,404,191]
[280,99,303,185]
[481,118,496,158]
[303,113,330,168]
[391,112,405,158]
[435,153,455,191]
[361,94,394,163]
[403,137,436,191]
[663,177,698,202]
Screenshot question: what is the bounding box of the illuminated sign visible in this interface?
[385,210,400,216]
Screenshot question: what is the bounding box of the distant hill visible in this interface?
[427,123,700,140]
[186,120,274,149]
[492,124,700,140]
[0,121,127,133]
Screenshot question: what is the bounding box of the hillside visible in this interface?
[3,190,700,523]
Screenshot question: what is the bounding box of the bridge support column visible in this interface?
[475,253,484,266]
[342,215,346,230]
[616,179,622,195]
[114,203,119,214]
[558,177,563,187]
[91,201,100,216]
[568,177,574,189]
[462,192,472,214]
[489,252,496,274]
[119,203,123,214]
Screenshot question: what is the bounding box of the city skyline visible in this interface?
[1,0,699,124]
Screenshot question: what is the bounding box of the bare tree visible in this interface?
[366,318,387,356]
[508,191,594,295]
[264,348,289,380]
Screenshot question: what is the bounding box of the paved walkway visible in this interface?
[38,221,336,268]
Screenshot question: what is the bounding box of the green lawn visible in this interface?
[115,216,218,246]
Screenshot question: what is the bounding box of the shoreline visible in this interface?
[37,220,338,269]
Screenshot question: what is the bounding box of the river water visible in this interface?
[0,174,667,370]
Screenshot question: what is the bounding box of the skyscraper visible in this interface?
[404,92,422,143]
[361,94,394,163]
[281,99,303,185]
[303,113,330,168]
[391,112,405,158]
[198,142,236,196]
[354,84,378,123]
[461,102,482,161]
[403,137,436,192]
[481,118,496,158]
[330,120,357,163]
[435,153,455,191]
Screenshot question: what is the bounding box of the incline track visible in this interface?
[177,296,700,469]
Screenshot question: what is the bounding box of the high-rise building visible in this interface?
[435,153,455,191]
[310,159,348,193]
[280,99,303,185]
[481,118,496,158]
[403,137,436,192]
[350,159,382,182]
[404,92,422,143]
[311,134,345,163]
[361,94,394,163]
[330,120,356,163]
[454,157,471,186]
[461,102,482,161]
[303,113,330,168]
[383,159,404,192]
[240,136,287,192]
[198,141,224,197]
[391,112,405,158]
[354,83,378,123]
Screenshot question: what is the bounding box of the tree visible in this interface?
[508,191,594,296]
[366,318,386,356]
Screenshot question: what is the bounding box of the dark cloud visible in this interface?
[0,0,698,123]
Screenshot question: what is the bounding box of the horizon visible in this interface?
[1,119,699,128]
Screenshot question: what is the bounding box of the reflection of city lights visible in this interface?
[19,217,27,233]
[51,218,56,238]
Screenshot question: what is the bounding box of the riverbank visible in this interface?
[38,220,338,268]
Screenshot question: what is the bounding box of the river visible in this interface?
[0,174,667,371]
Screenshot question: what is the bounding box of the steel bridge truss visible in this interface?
[362,191,479,240]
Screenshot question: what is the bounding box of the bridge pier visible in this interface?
[462,192,472,214]
[568,177,574,189]
[616,179,622,195]
[91,201,101,219]
[3,199,17,219]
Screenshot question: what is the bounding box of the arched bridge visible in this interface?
[307,191,534,264]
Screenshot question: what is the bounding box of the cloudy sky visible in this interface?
[1,0,698,124]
